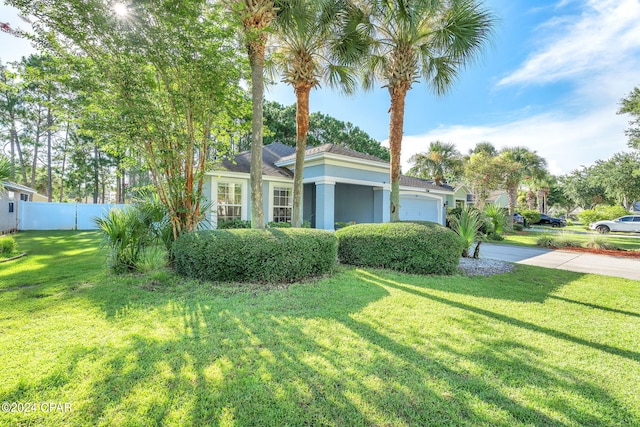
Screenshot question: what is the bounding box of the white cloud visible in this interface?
[499,0,640,87]
[393,106,630,176]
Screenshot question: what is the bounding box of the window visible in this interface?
[8,202,14,213]
[272,186,292,223]
[217,183,242,221]
[455,200,465,209]
[20,193,29,201]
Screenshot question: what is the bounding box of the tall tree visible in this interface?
[591,152,640,208]
[0,155,11,190]
[228,0,280,229]
[272,0,361,227]
[618,87,640,149]
[463,148,502,211]
[9,0,248,239]
[498,147,547,228]
[407,140,462,185]
[353,0,494,221]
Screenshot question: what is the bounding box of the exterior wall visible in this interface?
[334,183,375,224]
[303,163,389,184]
[1,189,33,233]
[303,183,315,227]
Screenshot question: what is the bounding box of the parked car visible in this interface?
[513,213,526,226]
[533,214,566,227]
[589,215,640,233]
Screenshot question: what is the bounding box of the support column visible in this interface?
[373,188,390,223]
[315,181,335,230]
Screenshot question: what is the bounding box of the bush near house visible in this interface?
[578,205,630,225]
[172,228,337,283]
[520,209,541,226]
[0,235,17,256]
[336,222,461,275]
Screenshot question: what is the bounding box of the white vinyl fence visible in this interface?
[18,202,129,231]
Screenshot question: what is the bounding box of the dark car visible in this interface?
[514,213,526,226]
[534,213,566,227]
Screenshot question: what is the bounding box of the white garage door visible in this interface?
[399,196,439,222]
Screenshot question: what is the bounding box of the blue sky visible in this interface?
[2,0,640,175]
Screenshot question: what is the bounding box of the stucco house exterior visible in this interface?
[0,181,41,234]
[205,143,468,230]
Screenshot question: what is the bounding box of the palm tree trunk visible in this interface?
[507,185,518,229]
[248,39,266,229]
[292,83,312,228]
[388,83,409,222]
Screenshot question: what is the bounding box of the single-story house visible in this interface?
[0,181,41,234]
[205,143,470,230]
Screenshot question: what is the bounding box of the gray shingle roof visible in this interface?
[218,142,295,177]
[399,175,454,191]
[277,143,388,164]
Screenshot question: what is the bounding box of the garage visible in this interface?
[399,194,440,223]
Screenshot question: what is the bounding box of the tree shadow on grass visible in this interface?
[3,267,639,426]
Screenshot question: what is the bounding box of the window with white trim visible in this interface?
[217,182,242,221]
[272,186,292,223]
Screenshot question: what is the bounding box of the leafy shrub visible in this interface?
[520,209,541,226]
[172,228,337,283]
[268,221,291,228]
[217,219,251,229]
[335,222,461,275]
[513,223,524,232]
[0,235,17,255]
[578,206,630,225]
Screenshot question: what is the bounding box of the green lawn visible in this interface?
[503,231,640,251]
[1,231,639,426]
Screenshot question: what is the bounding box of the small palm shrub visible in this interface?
[336,222,461,274]
[172,228,337,283]
[94,207,156,273]
[450,207,484,258]
[0,235,17,256]
[483,204,507,235]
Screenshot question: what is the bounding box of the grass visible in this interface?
[1,231,639,426]
[504,232,640,251]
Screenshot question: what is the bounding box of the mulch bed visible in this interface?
[559,247,640,259]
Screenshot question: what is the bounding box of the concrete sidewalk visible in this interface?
[481,243,640,281]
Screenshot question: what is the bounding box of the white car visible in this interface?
[589,215,640,233]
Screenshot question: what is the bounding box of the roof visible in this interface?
[486,190,506,202]
[218,142,295,177]
[216,143,453,192]
[2,181,37,193]
[399,175,454,192]
[277,143,388,164]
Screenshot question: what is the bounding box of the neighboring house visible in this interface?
[206,142,456,230]
[0,181,41,234]
[451,185,473,209]
[486,190,509,208]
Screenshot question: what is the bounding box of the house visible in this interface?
[205,143,462,230]
[0,181,41,234]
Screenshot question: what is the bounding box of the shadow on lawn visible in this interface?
[3,266,638,426]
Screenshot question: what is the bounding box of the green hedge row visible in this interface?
[335,222,461,275]
[172,228,337,283]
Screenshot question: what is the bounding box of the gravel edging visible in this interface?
[458,257,515,277]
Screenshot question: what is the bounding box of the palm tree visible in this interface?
[228,0,280,229]
[273,0,361,227]
[498,147,547,227]
[408,140,462,185]
[352,0,494,221]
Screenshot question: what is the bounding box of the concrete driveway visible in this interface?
[481,243,640,281]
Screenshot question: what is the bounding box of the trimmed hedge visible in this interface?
[172,228,337,283]
[336,222,461,275]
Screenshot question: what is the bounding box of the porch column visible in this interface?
[315,180,335,230]
[373,188,390,223]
